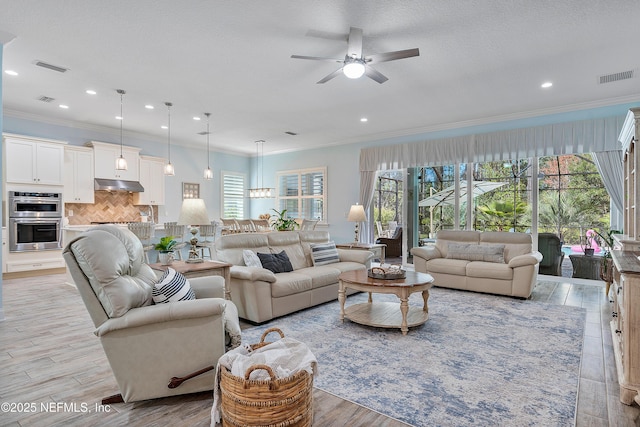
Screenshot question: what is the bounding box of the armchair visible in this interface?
[63,225,240,404]
[376,226,403,258]
[537,232,565,276]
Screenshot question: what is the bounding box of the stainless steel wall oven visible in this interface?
[8,191,63,252]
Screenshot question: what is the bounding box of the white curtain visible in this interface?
[359,170,377,243]
[592,150,624,214]
[359,116,625,172]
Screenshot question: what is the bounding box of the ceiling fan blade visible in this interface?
[291,54,343,63]
[366,48,420,64]
[317,68,343,84]
[347,27,363,58]
[365,65,388,84]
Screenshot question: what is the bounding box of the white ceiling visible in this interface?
[1,0,639,156]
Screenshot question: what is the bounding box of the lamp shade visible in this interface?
[177,198,210,226]
[347,204,367,222]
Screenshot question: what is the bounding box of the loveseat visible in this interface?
[214,230,373,323]
[410,230,542,298]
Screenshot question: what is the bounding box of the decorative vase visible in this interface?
[158,251,174,265]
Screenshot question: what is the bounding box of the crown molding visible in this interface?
[267,93,640,156]
[2,108,251,157]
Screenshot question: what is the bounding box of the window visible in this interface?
[221,171,245,218]
[276,167,326,222]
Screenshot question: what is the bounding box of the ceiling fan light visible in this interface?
[343,61,365,79]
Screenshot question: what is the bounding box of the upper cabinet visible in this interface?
[87,141,140,181]
[64,146,95,203]
[4,134,66,185]
[133,155,166,205]
[619,108,640,251]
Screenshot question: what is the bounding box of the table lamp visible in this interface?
[177,198,210,263]
[347,203,367,243]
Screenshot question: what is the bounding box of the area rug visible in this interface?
[241,287,585,427]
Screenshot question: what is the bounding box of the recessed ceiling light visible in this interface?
[59,104,69,109]
[360,117,368,122]
[4,70,18,76]
[161,125,168,129]
[115,116,123,120]
[145,104,154,109]
[541,82,553,88]
[193,116,201,121]
[86,89,97,95]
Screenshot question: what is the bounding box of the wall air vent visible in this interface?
[598,69,634,84]
[37,96,55,103]
[34,60,69,73]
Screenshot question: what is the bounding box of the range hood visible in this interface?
[94,178,144,192]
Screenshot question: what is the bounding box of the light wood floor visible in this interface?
[1,273,639,426]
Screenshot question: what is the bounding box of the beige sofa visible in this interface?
[215,230,373,323]
[410,230,542,298]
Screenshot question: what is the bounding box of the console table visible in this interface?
[149,260,232,300]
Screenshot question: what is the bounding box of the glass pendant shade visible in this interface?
[204,167,213,180]
[115,154,127,170]
[164,162,175,176]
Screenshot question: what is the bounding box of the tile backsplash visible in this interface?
[66,191,157,225]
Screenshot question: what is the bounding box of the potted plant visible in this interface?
[155,235,177,265]
[271,209,298,231]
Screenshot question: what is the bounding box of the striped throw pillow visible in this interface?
[153,268,196,304]
[310,241,340,266]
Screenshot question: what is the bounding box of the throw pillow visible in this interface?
[152,268,196,304]
[243,249,263,268]
[257,250,294,273]
[309,241,340,266]
[446,243,506,263]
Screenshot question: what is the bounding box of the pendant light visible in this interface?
[115,89,128,171]
[203,112,213,180]
[248,140,274,198]
[164,102,175,176]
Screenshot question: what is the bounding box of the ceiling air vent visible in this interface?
[598,69,634,84]
[197,131,210,135]
[285,131,298,136]
[34,60,69,73]
[37,96,55,103]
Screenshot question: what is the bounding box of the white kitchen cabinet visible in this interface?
[133,155,166,205]
[64,146,95,203]
[87,141,140,181]
[4,134,66,185]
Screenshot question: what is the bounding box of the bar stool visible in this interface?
[196,222,216,260]
[127,222,155,264]
[163,222,188,261]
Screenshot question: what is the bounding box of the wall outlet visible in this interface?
[68,210,73,217]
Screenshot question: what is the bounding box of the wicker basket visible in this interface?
[220,328,314,427]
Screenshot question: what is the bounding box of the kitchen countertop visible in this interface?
[64,224,165,231]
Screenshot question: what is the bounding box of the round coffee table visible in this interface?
[338,270,434,335]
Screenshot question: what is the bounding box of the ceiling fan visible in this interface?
[291,27,420,84]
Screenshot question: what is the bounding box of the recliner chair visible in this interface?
[63,225,240,404]
[537,232,565,276]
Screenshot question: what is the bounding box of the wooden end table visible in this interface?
[338,269,434,335]
[335,243,386,264]
[149,260,232,300]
